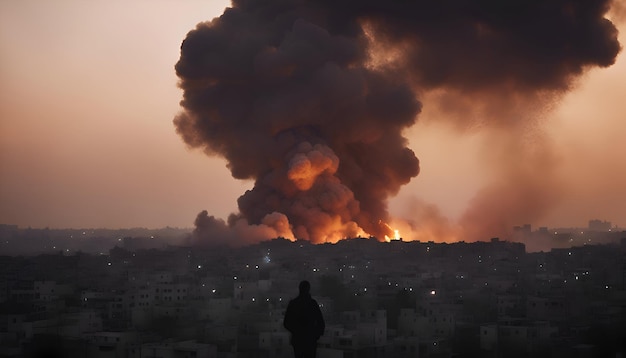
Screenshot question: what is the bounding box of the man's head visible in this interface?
[299,280,311,295]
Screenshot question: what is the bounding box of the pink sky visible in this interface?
[1,0,625,230]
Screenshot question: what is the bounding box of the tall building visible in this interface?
[588,219,612,232]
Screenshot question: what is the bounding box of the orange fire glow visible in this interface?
[382,221,401,242]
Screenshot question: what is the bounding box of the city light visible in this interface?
[1,217,621,355]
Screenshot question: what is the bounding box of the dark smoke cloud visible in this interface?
[188,210,293,247]
[175,0,621,245]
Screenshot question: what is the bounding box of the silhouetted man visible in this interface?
[284,280,325,358]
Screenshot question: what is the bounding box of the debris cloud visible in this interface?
[175,0,621,245]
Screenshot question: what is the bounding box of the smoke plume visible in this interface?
[175,0,621,245]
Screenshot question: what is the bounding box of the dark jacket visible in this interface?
[283,293,325,345]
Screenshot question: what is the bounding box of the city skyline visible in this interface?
[0,233,624,357]
[1,1,626,239]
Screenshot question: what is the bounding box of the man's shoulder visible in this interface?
[288,295,318,306]
[307,297,321,309]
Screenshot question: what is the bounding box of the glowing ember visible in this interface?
[384,227,401,242]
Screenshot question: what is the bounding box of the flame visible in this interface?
[383,222,401,242]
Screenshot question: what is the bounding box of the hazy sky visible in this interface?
[1,0,625,230]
